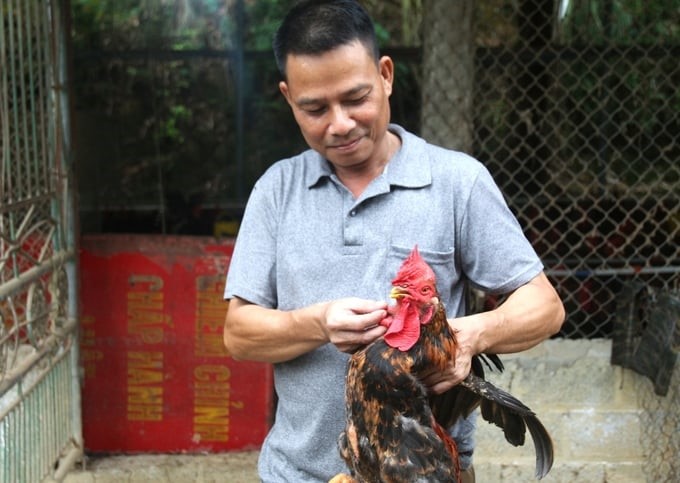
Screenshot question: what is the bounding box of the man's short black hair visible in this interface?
[273,0,380,78]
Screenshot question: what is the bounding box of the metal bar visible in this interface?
[0,193,54,214]
[18,0,33,201]
[0,248,73,300]
[544,257,680,267]
[26,0,40,199]
[38,0,52,196]
[6,0,19,209]
[71,44,680,64]
[0,1,8,215]
[547,266,680,277]
[47,444,83,482]
[0,344,78,481]
[234,0,245,202]
[54,0,84,454]
[0,316,76,415]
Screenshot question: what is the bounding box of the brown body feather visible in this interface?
[337,302,460,483]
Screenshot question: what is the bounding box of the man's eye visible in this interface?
[305,107,325,115]
[347,95,368,105]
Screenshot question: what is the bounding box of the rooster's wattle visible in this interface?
[330,246,553,483]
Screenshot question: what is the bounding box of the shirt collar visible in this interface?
[304,124,432,189]
[305,151,334,188]
[384,124,431,188]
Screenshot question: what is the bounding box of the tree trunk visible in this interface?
[420,0,474,153]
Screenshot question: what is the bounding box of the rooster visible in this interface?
[329,246,553,483]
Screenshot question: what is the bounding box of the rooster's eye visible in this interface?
[421,287,432,295]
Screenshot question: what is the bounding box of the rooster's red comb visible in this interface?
[392,245,436,286]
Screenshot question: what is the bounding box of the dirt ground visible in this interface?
[63,451,260,483]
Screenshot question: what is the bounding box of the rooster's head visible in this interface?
[381,246,439,351]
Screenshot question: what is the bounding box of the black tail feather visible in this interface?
[478,353,504,373]
[525,415,554,479]
[460,374,554,479]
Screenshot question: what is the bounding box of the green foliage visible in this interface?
[363,0,423,46]
[244,0,294,50]
[71,0,424,226]
[71,0,678,234]
[558,0,680,44]
[72,0,234,50]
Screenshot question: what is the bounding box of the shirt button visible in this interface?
[349,210,357,217]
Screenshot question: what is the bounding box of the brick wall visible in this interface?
[473,339,647,482]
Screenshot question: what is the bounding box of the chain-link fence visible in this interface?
[467,1,679,341]
[459,3,678,481]
[422,6,678,479]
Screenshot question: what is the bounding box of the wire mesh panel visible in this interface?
[610,281,679,481]
[0,0,82,481]
[638,363,680,482]
[460,1,678,480]
[468,1,679,339]
[423,3,679,480]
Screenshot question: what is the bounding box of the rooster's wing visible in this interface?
[429,354,554,479]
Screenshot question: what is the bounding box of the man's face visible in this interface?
[279,40,394,170]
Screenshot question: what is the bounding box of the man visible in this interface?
[223,1,565,482]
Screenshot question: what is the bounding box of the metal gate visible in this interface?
[1,0,82,482]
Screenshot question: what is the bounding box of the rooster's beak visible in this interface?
[390,286,407,299]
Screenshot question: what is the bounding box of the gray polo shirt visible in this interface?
[224,124,543,483]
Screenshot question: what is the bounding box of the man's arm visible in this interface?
[425,272,565,393]
[471,271,565,354]
[223,296,388,363]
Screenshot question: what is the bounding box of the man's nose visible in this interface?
[328,105,355,135]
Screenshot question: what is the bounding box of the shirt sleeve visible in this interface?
[459,164,543,294]
[223,173,279,308]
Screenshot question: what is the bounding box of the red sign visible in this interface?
[79,234,273,453]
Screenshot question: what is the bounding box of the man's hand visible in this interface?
[323,298,388,353]
[421,316,477,394]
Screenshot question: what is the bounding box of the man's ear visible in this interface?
[279,81,291,104]
[379,56,394,97]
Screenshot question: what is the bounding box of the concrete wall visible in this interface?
[473,339,650,482]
